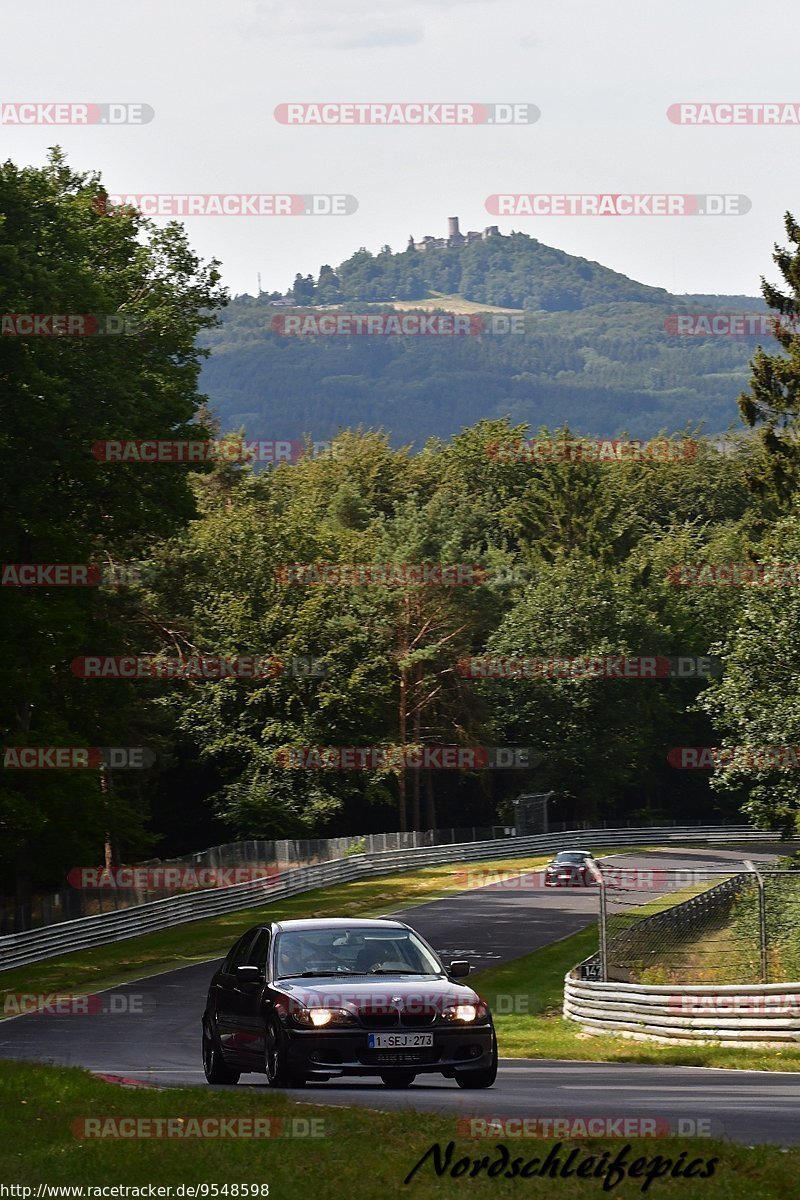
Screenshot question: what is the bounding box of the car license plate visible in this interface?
[367,1033,433,1049]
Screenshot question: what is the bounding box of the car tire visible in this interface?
[202,1021,240,1085]
[454,1031,498,1089]
[380,1071,416,1087]
[265,1016,306,1088]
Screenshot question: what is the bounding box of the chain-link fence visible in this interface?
[582,857,800,984]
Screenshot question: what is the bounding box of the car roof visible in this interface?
[555,849,593,855]
[269,917,410,934]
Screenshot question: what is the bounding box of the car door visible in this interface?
[215,930,260,1053]
[238,928,272,1058]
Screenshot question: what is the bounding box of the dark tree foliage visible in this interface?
[739,212,800,509]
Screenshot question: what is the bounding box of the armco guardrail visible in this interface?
[564,976,800,1046]
[564,870,800,1045]
[0,824,778,972]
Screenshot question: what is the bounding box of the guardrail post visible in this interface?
[598,879,608,981]
[587,859,608,981]
[745,859,768,984]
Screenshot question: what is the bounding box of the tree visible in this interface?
[699,511,800,834]
[148,435,406,837]
[482,557,672,823]
[291,273,316,304]
[0,150,226,915]
[316,265,340,304]
[739,212,800,509]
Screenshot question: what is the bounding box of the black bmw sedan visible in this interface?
[202,917,497,1089]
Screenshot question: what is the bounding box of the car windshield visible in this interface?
[273,927,443,979]
[555,853,588,863]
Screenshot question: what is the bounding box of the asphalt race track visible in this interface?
[2,846,799,1147]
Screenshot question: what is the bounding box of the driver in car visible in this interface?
[276,938,309,977]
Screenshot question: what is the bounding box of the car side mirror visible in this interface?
[449,960,470,978]
[235,965,263,980]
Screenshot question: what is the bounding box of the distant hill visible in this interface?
[199,228,769,445]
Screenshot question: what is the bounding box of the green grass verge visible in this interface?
[0,1060,797,1197]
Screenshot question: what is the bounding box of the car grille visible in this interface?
[357,1006,438,1028]
[359,1009,400,1028]
[401,1009,438,1027]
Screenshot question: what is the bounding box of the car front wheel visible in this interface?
[202,1021,240,1085]
[454,1031,498,1089]
[265,1016,306,1088]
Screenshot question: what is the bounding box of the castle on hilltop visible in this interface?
[408,216,500,252]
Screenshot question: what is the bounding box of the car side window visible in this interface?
[248,929,271,970]
[222,936,245,974]
[225,930,259,973]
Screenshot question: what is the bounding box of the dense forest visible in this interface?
[3,154,800,914]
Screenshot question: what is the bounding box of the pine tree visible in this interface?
[739,211,800,508]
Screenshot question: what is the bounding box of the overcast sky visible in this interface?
[2,0,796,299]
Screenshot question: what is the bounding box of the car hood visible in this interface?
[275,975,481,1013]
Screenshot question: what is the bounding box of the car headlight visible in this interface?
[442,1001,489,1023]
[291,1006,356,1027]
